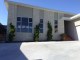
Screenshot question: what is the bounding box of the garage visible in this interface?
[70,14,80,40]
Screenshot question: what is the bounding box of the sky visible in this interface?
[0,0,80,25]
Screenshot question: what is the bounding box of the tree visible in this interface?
[8,23,15,42]
[47,21,53,41]
[0,23,6,34]
[34,24,40,42]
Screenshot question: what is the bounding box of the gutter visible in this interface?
[70,13,80,20]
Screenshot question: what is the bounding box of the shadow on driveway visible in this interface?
[0,43,28,60]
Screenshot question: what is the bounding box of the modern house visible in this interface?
[5,0,80,41]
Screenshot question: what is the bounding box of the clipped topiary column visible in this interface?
[34,24,40,42]
[8,23,15,42]
[47,21,53,41]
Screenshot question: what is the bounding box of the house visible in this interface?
[5,0,79,41]
[0,23,6,42]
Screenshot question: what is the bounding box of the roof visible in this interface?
[5,0,75,15]
[70,13,80,20]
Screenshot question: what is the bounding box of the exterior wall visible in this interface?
[33,8,40,40]
[64,21,78,40]
[44,11,54,40]
[7,3,73,41]
[58,19,64,40]
[64,18,80,40]
[15,5,33,41]
[7,3,17,40]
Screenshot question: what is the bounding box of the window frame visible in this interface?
[54,20,58,33]
[39,19,43,33]
[16,17,33,33]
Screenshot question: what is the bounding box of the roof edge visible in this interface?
[5,0,76,15]
[70,13,80,20]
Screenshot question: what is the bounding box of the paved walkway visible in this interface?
[0,41,80,60]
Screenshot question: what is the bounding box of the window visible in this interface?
[16,17,32,33]
[40,19,43,23]
[28,18,32,32]
[21,17,28,32]
[39,24,43,28]
[55,25,58,28]
[54,20,58,24]
[17,17,21,32]
[54,20,58,33]
[54,12,58,33]
[29,18,32,22]
[39,19,43,33]
[17,22,21,32]
[17,17,21,21]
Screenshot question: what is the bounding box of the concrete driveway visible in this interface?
[0,41,80,60]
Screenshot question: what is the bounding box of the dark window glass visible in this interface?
[22,17,28,26]
[17,22,21,32]
[29,23,32,27]
[17,22,21,26]
[54,20,58,24]
[29,18,32,22]
[54,20,58,33]
[55,25,58,28]
[21,28,28,32]
[40,29,43,33]
[40,19,43,33]
[17,17,21,21]
[40,19,43,23]
[26,28,28,32]
[29,28,32,33]
[17,17,33,33]
[39,24,43,28]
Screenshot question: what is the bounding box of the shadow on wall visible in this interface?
[0,43,28,60]
[64,20,78,40]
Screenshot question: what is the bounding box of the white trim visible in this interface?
[60,17,70,21]
[70,13,80,20]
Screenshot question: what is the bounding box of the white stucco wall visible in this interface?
[7,3,73,41]
[15,5,33,41]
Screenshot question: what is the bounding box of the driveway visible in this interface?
[0,41,80,60]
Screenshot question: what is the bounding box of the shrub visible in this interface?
[47,21,53,40]
[8,23,15,42]
[34,24,40,42]
[60,33,73,41]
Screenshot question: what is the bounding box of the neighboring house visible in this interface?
[5,0,79,41]
[0,23,6,42]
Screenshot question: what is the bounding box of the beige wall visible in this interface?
[7,3,73,41]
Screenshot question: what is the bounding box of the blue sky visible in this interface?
[0,0,80,25]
